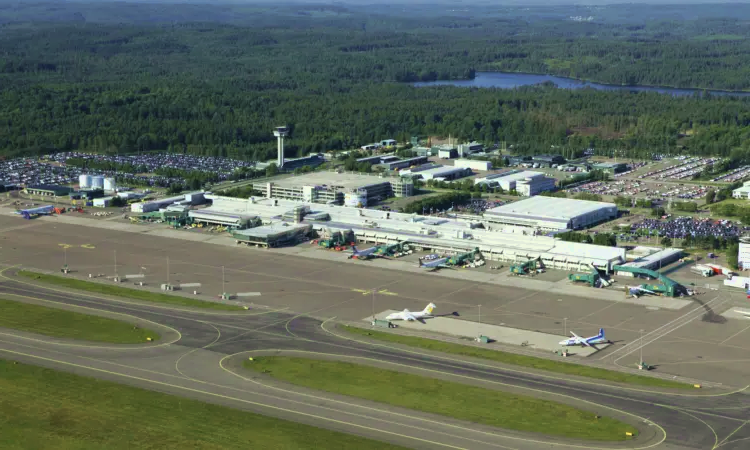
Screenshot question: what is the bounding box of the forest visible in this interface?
[4,2,750,163]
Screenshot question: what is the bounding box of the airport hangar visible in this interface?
[484,196,619,231]
[191,194,625,273]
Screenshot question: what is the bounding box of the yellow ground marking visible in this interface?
[58,243,73,249]
[0,291,182,349]
[664,406,718,449]
[221,349,661,450]
[0,347,467,450]
[320,318,749,398]
[174,321,221,379]
[80,244,96,249]
[715,419,750,449]
[0,265,260,316]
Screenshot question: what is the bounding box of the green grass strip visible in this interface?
[244,356,637,441]
[0,359,406,450]
[17,270,242,311]
[0,298,158,343]
[342,325,692,390]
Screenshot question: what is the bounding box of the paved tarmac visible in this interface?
[1,214,749,386]
[0,276,748,449]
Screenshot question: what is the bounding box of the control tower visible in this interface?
[273,126,289,168]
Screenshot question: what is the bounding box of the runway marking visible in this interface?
[0,291,183,349]
[221,349,662,450]
[320,318,746,398]
[715,419,750,449]
[719,323,750,345]
[0,266,260,317]
[174,321,221,380]
[605,295,726,363]
[81,244,95,249]
[220,352,520,450]
[0,347,468,450]
[658,358,750,366]
[58,243,73,249]
[664,406,718,450]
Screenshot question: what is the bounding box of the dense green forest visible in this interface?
[4,1,750,163]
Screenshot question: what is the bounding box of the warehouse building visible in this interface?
[484,196,618,231]
[131,195,186,213]
[253,171,414,206]
[454,159,491,171]
[189,209,261,229]
[592,162,627,175]
[732,181,750,199]
[25,184,73,197]
[406,165,472,181]
[474,171,556,196]
[532,154,566,167]
[376,156,428,171]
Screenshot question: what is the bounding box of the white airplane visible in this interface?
[418,257,451,271]
[348,246,379,260]
[627,286,656,298]
[559,328,610,347]
[386,303,436,322]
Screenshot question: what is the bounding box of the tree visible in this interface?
[265,163,279,177]
[705,189,716,205]
[660,237,673,247]
[727,243,740,270]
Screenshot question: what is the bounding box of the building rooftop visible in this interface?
[477,171,544,183]
[485,196,617,221]
[264,171,408,190]
[232,222,310,239]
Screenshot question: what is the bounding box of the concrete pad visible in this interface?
[365,310,610,356]
[721,307,750,321]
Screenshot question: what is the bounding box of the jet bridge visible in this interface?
[613,265,684,297]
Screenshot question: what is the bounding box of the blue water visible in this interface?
[413,72,750,98]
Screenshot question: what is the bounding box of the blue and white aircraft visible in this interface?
[348,246,380,260]
[418,257,451,271]
[559,328,610,347]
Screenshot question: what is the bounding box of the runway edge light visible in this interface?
[625,432,634,437]
[694,384,702,388]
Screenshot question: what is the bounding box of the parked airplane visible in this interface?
[348,246,380,260]
[418,257,451,271]
[627,286,656,298]
[386,303,436,322]
[559,328,610,347]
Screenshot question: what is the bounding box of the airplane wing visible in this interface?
[581,340,593,347]
[403,312,417,321]
[570,331,582,339]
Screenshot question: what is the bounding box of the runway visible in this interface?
[0,277,748,450]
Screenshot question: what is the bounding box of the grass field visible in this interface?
[342,326,692,389]
[0,360,406,450]
[17,271,243,311]
[244,356,638,441]
[0,298,158,343]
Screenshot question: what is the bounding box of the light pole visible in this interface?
[372,288,376,322]
[64,247,67,268]
[166,256,170,285]
[114,250,117,278]
[564,317,568,336]
[222,265,225,295]
[639,329,645,364]
[478,304,482,335]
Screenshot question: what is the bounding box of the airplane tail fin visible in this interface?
[424,303,436,315]
[599,328,604,338]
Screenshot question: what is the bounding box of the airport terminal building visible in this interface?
[201,195,625,272]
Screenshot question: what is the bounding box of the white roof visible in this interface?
[485,197,617,222]
[479,171,544,183]
[418,166,469,177]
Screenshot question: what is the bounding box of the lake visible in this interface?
[413,72,750,98]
